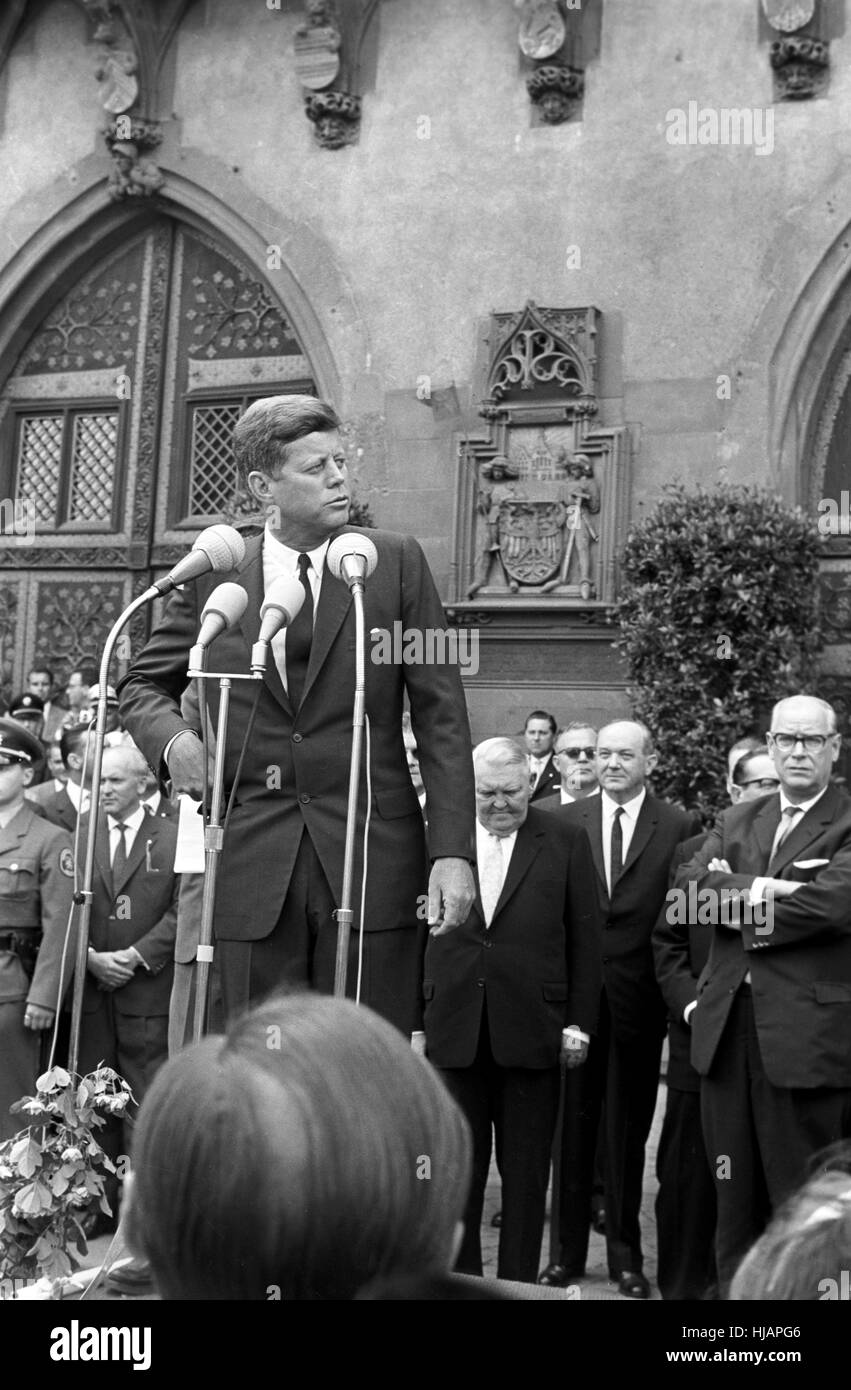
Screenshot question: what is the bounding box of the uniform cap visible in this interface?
[9,691,45,717]
[0,717,45,764]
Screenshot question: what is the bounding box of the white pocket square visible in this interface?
[793,859,830,869]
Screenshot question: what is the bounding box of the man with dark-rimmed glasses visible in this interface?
[675,694,851,1292]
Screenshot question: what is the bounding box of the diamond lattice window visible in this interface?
[14,407,118,529]
[70,413,117,522]
[16,415,63,525]
[188,402,243,515]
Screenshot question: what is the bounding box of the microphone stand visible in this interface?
[187,653,262,1043]
[333,577,367,1001]
[67,589,161,1075]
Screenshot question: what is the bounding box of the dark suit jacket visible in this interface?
[652,830,709,1092]
[27,782,79,833]
[529,753,560,803]
[675,783,851,1089]
[555,792,700,1045]
[117,527,475,942]
[423,808,601,1069]
[81,812,178,1018]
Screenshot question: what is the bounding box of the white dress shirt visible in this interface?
[65,780,90,815]
[475,821,517,925]
[263,526,329,693]
[559,785,600,805]
[601,787,646,897]
[528,753,550,789]
[107,804,147,865]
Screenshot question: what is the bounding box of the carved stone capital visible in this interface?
[104,117,163,200]
[526,63,584,125]
[304,90,362,149]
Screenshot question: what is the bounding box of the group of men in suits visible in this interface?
[8,391,849,1302]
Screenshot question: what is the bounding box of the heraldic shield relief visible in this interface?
[452,303,628,611]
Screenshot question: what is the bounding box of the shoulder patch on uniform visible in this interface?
[59,848,74,877]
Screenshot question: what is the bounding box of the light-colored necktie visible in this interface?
[479,833,506,926]
[768,805,803,868]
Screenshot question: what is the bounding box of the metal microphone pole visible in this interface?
[187,657,261,1042]
[67,590,159,1075]
[333,577,367,1001]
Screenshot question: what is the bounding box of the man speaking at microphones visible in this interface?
[118,395,475,1039]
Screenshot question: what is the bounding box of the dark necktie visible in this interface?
[285,553,314,711]
[610,806,624,893]
[112,821,128,894]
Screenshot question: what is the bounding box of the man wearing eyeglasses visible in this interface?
[539,723,600,807]
[675,694,851,1291]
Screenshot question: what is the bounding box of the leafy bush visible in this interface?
[613,482,823,823]
[0,1065,133,1293]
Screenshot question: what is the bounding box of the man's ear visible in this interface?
[646,751,659,775]
[21,765,34,788]
[246,469,272,504]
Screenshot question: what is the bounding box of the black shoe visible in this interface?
[490,1209,502,1228]
[617,1270,650,1300]
[538,1261,584,1286]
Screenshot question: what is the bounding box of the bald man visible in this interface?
[77,745,178,1144]
[676,694,851,1291]
[540,720,699,1298]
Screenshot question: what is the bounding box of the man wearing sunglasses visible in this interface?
[539,724,600,807]
[675,694,851,1292]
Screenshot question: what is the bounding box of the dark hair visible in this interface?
[127,992,471,1300]
[59,723,91,767]
[730,1149,851,1300]
[732,746,773,787]
[233,394,341,488]
[28,666,53,683]
[524,710,556,735]
[70,663,98,687]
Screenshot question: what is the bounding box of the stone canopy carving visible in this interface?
[450,302,629,614]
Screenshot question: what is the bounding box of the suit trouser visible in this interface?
[655,1082,717,1300]
[0,998,40,1143]
[78,997,170,1152]
[557,989,664,1276]
[215,830,425,1037]
[701,985,851,1292]
[168,871,224,1055]
[440,1008,561,1283]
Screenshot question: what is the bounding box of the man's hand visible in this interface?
[165,731,205,798]
[87,950,135,990]
[23,1004,55,1031]
[112,947,144,971]
[427,857,475,936]
[762,878,804,898]
[560,1034,588,1069]
[707,857,732,873]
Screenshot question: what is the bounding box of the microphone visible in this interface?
[327,534,379,590]
[188,583,248,670]
[251,576,306,674]
[154,525,246,596]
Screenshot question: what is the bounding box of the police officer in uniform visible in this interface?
[0,719,75,1142]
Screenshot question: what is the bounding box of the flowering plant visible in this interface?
[0,1065,133,1294]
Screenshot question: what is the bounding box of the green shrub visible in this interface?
[613,482,823,823]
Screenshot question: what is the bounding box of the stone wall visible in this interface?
[1,0,850,736]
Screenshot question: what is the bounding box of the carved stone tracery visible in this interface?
[451,302,629,615]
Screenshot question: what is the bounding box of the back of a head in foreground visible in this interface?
[126,992,472,1300]
[729,1152,851,1300]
